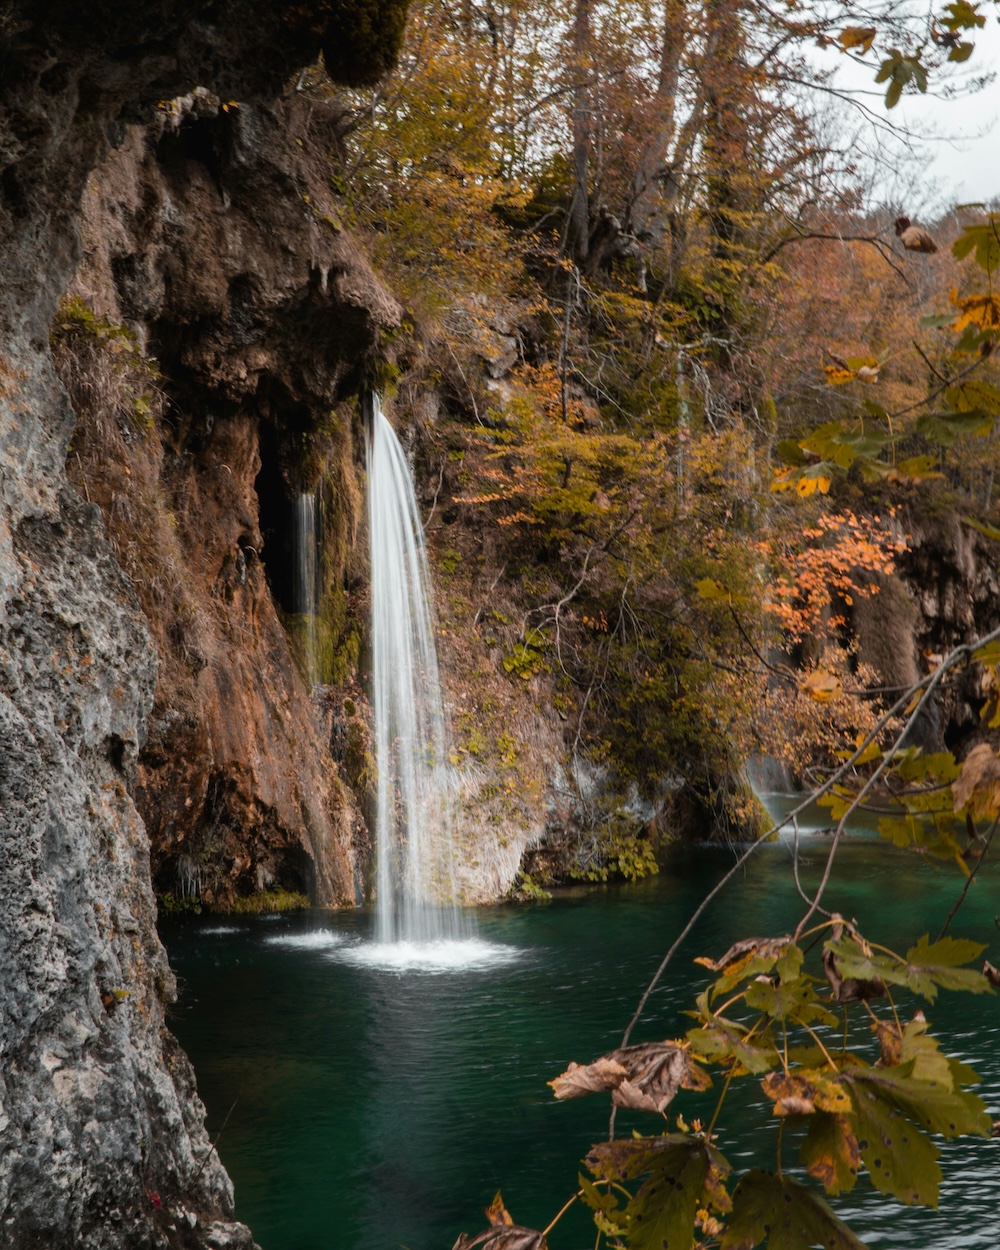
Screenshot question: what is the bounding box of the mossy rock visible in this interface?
[230,888,310,914]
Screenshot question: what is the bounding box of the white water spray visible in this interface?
[293,489,319,687]
[366,395,466,944]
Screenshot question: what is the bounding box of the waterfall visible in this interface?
[366,395,465,945]
[292,489,319,687]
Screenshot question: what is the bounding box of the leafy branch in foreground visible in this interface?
[451,625,1000,1250]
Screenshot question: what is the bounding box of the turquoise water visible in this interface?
[161,836,1000,1249]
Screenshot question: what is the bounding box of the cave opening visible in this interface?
[255,419,296,614]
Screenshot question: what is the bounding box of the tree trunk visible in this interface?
[568,0,593,263]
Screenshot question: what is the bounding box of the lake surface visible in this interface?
[161,834,1000,1250]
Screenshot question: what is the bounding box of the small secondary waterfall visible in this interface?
[293,489,320,687]
[366,395,464,944]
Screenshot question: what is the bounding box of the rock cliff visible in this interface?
[0,4,402,1245]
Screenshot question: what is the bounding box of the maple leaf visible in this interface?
[550,1042,711,1113]
[950,288,1000,332]
[720,1171,866,1249]
[837,25,877,53]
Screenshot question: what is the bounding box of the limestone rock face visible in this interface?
[64,93,397,909]
[0,3,398,1245]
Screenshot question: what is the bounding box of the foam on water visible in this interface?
[335,938,520,974]
[263,931,344,950]
[201,926,240,936]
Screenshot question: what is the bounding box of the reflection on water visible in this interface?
[162,838,1000,1250]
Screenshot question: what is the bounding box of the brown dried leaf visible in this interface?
[486,1193,514,1227]
[822,916,887,1003]
[761,1071,850,1117]
[801,1113,862,1195]
[548,1057,628,1100]
[872,1019,902,1066]
[452,1227,547,1250]
[953,743,1000,818]
[694,936,793,973]
[984,960,1000,987]
[453,1197,547,1250]
[550,1043,710,1115]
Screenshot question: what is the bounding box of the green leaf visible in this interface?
[588,1137,731,1250]
[949,40,974,61]
[687,1022,781,1074]
[626,1148,708,1250]
[698,938,802,997]
[951,219,1000,275]
[823,935,897,988]
[845,1072,941,1205]
[824,933,989,1002]
[899,1017,979,1088]
[801,1112,861,1195]
[902,934,990,1000]
[775,438,808,466]
[895,454,943,480]
[849,1061,992,1140]
[915,410,993,446]
[578,1172,625,1232]
[875,50,900,83]
[946,378,1000,414]
[943,1,986,32]
[744,976,838,1026]
[720,1171,867,1250]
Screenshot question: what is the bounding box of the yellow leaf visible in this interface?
[838,25,876,53]
[801,668,843,702]
[824,365,856,385]
[696,577,731,601]
[950,288,1000,332]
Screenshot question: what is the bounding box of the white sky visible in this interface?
[817,13,1000,211]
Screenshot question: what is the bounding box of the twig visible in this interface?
[794,623,1000,938]
[912,338,948,384]
[938,814,999,941]
[472,562,508,627]
[192,1099,238,1186]
[612,621,1000,1139]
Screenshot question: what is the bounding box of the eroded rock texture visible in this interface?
[0,3,401,1245]
[63,92,397,910]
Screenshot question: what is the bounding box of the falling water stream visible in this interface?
[365,395,468,948]
[293,489,320,687]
